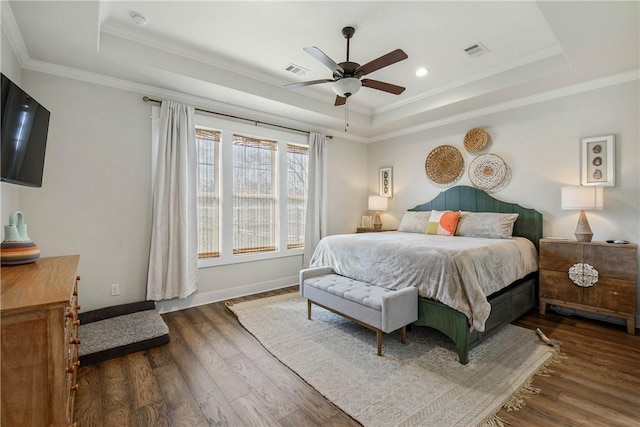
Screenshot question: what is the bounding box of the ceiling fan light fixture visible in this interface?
[332,77,361,97]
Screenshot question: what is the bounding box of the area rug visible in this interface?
[227,293,560,427]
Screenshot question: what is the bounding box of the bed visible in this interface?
[310,185,542,363]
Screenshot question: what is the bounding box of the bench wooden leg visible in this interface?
[400,325,407,344]
[377,330,382,356]
[307,299,312,320]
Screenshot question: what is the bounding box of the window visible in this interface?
[287,144,308,249]
[232,134,277,254]
[194,119,308,265]
[196,129,220,258]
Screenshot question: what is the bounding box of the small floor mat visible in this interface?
[78,302,169,366]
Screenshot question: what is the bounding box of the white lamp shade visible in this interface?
[368,195,388,211]
[333,78,362,97]
[561,186,603,210]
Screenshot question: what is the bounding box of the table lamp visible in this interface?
[368,195,388,230]
[561,186,603,242]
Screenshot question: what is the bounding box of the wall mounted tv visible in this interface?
[1,73,50,187]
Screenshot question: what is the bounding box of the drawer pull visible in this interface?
[73,320,80,326]
[568,263,599,287]
[70,384,79,391]
[76,304,81,311]
[66,311,75,319]
[70,338,81,345]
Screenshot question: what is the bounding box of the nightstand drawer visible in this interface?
[582,278,636,313]
[583,245,637,282]
[539,241,582,271]
[539,270,582,302]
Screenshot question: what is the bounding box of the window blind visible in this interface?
[286,144,308,249]
[196,129,221,258]
[232,134,277,254]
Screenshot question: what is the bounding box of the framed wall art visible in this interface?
[379,167,393,197]
[361,215,373,228]
[581,135,615,187]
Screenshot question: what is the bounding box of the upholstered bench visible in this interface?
[300,266,418,356]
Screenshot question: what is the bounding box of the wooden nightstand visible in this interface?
[356,228,397,233]
[538,238,637,334]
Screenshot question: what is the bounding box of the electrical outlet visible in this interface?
[110,283,120,296]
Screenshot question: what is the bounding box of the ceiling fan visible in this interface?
[285,26,408,106]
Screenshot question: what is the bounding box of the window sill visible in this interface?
[197,247,304,269]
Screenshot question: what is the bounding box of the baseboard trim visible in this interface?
[154,276,298,314]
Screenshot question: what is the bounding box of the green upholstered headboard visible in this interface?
[409,185,543,251]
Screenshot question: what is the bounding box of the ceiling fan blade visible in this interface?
[304,47,344,76]
[361,79,406,95]
[355,49,408,77]
[285,79,334,89]
[334,96,347,106]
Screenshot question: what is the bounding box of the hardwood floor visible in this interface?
[74,288,640,426]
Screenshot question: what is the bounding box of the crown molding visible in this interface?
[101,22,285,87]
[99,23,370,118]
[368,69,640,143]
[20,56,637,145]
[374,45,567,115]
[22,58,363,143]
[1,1,30,67]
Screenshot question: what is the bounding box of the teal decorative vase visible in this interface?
[1,211,40,265]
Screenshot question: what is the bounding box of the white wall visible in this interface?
[368,81,640,323]
[16,70,368,312]
[19,71,153,311]
[1,27,23,229]
[326,136,369,234]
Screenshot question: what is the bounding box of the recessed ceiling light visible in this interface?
[416,68,429,77]
[131,13,149,27]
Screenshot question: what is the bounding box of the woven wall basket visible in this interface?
[464,128,488,152]
[469,153,507,190]
[425,145,464,184]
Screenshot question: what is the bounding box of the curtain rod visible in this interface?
[143,96,332,139]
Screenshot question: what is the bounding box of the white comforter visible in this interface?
[309,232,538,332]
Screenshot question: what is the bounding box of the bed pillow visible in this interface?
[426,210,460,236]
[397,211,432,233]
[455,212,519,239]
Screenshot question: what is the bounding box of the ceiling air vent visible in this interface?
[284,63,309,76]
[464,42,489,58]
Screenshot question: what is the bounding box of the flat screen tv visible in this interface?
[1,73,50,187]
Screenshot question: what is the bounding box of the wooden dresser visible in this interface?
[539,239,637,334]
[1,255,81,426]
